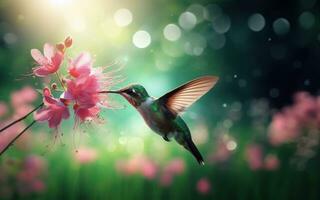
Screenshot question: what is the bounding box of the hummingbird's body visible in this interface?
[106,76,219,165]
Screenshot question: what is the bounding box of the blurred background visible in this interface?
[0,0,320,199]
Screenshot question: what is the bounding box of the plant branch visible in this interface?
[0,103,43,133]
[0,120,36,156]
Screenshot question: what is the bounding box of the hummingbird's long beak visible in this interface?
[99,90,122,94]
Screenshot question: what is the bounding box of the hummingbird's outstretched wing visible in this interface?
[158,76,219,116]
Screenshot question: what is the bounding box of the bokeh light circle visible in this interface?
[163,24,181,41]
[248,13,265,32]
[114,8,133,27]
[187,4,207,23]
[212,14,231,34]
[132,30,151,48]
[299,11,315,29]
[273,18,290,35]
[179,12,197,30]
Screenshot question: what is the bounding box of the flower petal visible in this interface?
[31,49,48,65]
[43,43,55,59]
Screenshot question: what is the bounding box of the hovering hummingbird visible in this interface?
[104,76,219,165]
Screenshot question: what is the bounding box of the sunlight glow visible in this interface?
[49,0,72,7]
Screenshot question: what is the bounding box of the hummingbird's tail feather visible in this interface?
[185,140,204,166]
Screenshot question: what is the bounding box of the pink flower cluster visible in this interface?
[268,92,320,146]
[115,155,158,180]
[0,155,47,198]
[245,144,280,171]
[31,37,117,130]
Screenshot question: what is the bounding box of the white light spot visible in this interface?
[132,30,151,48]
[114,8,133,27]
[223,103,227,108]
[248,13,265,32]
[299,11,315,29]
[179,12,197,30]
[3,33,18,45]
[163,24,181,41]
[226,140,237,151]
[234,74,238,78]
[273,18,290,35]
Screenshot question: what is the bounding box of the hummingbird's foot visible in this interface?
[163,135,170,142]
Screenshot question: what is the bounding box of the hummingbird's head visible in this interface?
[107,84,150,107]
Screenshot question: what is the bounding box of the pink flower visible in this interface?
[0,102,7,117]
[268,111,300,146]
[160,159,185,186]
[34,88,69,129]
[197,178,211,194]
[65,75,100,122]
[160,173,173,186]
[64,52,116,123]
[140,159,157,179]
[68,52,92,78]
[31,43,63,77]
[246,144,263,170]
[115,155,157,179]
[11,86,38,108]
[163,159,185,175]
[74,147,98,164]
[264,154,280,170]
[31,180,46,192]
[17,155,47,194]
[292,92,317,125]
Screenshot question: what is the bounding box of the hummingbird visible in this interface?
[104,76,219,165]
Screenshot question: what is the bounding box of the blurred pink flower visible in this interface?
[292,92,317,125]
[32,179,46,192]
[34,88,70,129]
[0,102,8,117]
[140,159,157,179]
[74,147,98,164]
[246,144,263,170]
[11,86,38,108]
[160,173,173,186]
[264,154,280,170]
[207,135,236,163]
[268,111,300,146]
[115,155,158,179]
[197,178,211,194]
[31,43,63,77]
[160,159,185,186]
[163,159,185,175]
[17,155,47,194]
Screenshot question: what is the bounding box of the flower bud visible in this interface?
[64,36,73,48]
[51,83,57,90]
[56,43,65,53]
